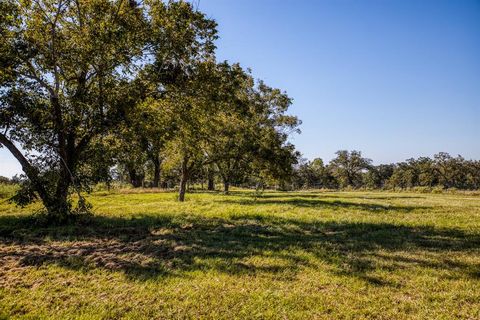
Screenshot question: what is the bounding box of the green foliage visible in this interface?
[1,0,301,211]
[386,153,480,190]
[293,151,480,191]
[0,0,219,219]
[329,150,372,188]
[8,180,37,206]
[292,157,337,189]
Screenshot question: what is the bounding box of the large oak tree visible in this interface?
[0,0,216,221]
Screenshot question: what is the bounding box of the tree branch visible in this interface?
[0,132,52,199]
[0,132,35,175]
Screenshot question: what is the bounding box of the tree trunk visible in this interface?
[223,180,230,194]
[0,132,74,221]
[0,133,52,207]
[152,157,161,188]
[51,164,72,220]
[206,164,215,191]
[179,178,187,201]
[208,177,215,191]
[128,168,144,188]
[178,157,189,202]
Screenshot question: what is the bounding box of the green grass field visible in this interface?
[0,190,479,319]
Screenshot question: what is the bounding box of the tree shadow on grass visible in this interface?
[219,198,428,213]
[251,193,426,201]
[0,213,479,286]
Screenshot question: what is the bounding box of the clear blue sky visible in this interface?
[1,0,479,177]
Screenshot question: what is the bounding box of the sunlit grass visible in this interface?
[0,183,17,200]
[1,189,479,319]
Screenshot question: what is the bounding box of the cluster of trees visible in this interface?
[293,151,480,190]
[0,0,299,221]
[2,1,478,224]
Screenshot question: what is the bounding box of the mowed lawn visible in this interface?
[0,190,479,319]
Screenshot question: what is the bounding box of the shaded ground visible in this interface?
[0,190,479,319]
[1,202,478,283]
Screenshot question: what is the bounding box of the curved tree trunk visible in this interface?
[0,133,52,207]
[0,132,73,221]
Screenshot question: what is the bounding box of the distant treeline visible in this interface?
[290,150,480,191]
[2,150,480,200]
